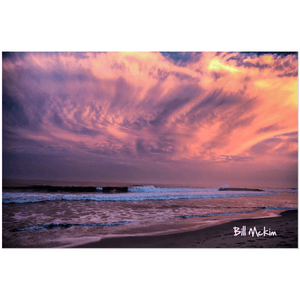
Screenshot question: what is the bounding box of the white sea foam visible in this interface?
[218,184,230,189]
[128,185,216,193]
[179,206,298,219]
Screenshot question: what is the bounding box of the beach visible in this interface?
[2,181,298,248]
[75,210,298,248]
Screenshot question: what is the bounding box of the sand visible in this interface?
[74,210,298,248]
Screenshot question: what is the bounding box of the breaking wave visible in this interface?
[2,185,297,204]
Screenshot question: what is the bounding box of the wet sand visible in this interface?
[74,210,298,248]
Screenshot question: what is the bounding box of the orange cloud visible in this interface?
[208,58,239,73]
[2,52,298,186]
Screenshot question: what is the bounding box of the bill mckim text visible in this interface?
[233,226,277,237]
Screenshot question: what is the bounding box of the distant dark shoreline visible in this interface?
[2,185,129,193]
[3,185,297,195]
[219,188,264,192]
[3,185,266,193]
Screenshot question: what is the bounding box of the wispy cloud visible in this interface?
[2,52,298,186]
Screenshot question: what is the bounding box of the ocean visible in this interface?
[2,179,298,248]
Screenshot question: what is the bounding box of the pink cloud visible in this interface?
[2,52,298,186]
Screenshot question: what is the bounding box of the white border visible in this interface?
[1,1,299,300]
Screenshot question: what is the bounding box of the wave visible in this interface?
[128,185,216,193]
[218,184,230,189]
[7,221,130,232]
[2,188,281,204]
[178,209,263,219]
[3,185,297,204]
[254,206,298,210]
[178,206,298,219]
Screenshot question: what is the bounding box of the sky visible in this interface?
[2,52,298,188]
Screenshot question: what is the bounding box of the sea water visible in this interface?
[2,182,298,248]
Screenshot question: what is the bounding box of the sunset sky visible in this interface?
[2,52,298,188]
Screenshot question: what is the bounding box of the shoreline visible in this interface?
[74,210,298,248]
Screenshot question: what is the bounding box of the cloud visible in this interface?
[247,131,298,162]
[160,52,202,66]
[2,52,298,186]
[217,155,256,163]
[255,124,281,134]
